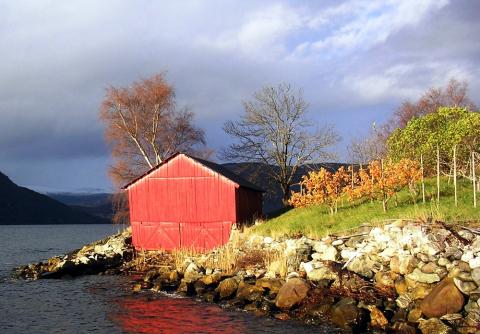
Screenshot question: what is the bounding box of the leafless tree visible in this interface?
[222,83,339,205]
[390,78,477,130]
[348,123,389,164]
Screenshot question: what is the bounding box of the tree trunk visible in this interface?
[282,184,291,206]
[382,200,387,212]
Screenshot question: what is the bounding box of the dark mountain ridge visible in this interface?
[0,171,110,225]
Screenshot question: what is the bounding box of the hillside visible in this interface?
[47,193,114,219]
[0,172,110,225]
[253,177,480,238]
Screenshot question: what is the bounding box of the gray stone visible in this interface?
[437,258,450,267]
[407,268,440,284]
[183,262,202,282]
[472,268,480,286]
[307,266,338,282]
[346,254,375,278]
[311,245,337,262]
[453,277,477,294]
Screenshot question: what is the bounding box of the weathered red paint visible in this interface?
[124,153,263,251]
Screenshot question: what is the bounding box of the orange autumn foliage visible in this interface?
[289,167,350,214]
[290,159,421,213]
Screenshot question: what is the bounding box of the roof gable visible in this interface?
[123,152,265,192]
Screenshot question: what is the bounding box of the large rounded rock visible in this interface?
[216,278,239,299]
[331,297,367,331]
[255,277,284,294]
[420,278,465,318]
[275,278,310,310]
[236,282,264,302]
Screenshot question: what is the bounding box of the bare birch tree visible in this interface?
[222,83,339,205]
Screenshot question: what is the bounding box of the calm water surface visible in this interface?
[0,225,337,334]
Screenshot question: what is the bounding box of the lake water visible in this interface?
[0,225,337,334]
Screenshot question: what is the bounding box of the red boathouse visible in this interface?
[123,153,264,251]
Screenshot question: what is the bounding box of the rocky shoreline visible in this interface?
[14,220,480,333]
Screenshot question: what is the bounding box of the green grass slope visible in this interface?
[253,177,480,238]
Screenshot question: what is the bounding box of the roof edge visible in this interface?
[122,152,265,192]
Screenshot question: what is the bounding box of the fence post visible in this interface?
[351,164,354,189]
[421,154,425,204]
[454,145,457,207]
[437,145,440,204]
[473,151,477,208]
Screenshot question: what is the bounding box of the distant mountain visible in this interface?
[47,193,114,220]
[0,171,111,225]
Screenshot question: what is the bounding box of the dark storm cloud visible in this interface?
[0,0,479,191]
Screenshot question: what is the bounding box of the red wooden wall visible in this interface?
[127,154,261,251]
[235,188,263,223]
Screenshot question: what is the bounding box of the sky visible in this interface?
[0,0,479,193]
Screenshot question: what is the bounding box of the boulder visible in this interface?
[391,255,417,275]
[255,277,284,294]
[407,308,423,323]
[307,266,338,282]
[275,278,310,310]
[374,271,396,289]
[216,278,239,299]
[330,297,366,331]
[199,272,222,286]
[284,240,312,271]
[367,305,388,329]
[472,268,480,286]
[421,262,438,274]
[420,278,465,318]
[236,282,263,302]
[346,254,375,278]
[453,277,477,295]
[183,262,202,282]
[407,268,440,284]
[312,243,337,261]
[418,318,452,334]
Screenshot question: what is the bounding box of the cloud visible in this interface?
[0,0,478,191]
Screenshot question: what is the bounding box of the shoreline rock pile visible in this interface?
[131,220,480,333]
[14,228,133,279]
[14,220,480,333]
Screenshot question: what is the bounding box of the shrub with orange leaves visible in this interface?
[352,159,422,212]
[291,159,422,214]
[289,167,350,214]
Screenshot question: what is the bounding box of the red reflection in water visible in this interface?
[112,296,245,334]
